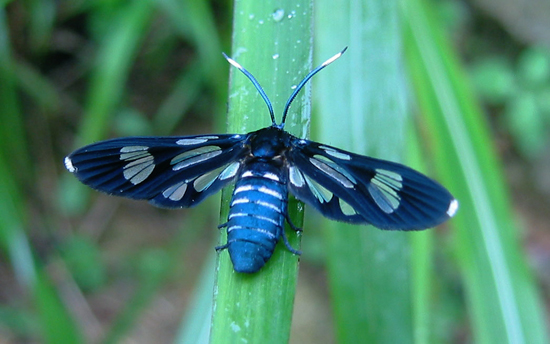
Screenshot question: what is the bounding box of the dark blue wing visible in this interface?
[65,134,248,208]
[286,139,458,230]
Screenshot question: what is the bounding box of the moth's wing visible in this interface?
[65,134,247,208]
[286,139,458,230]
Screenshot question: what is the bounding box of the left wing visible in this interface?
[286,139,458,230]
[65,134,248,208]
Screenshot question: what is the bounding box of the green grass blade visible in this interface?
[0,154,34,290]
[402,0,549,343]
[59,0,154,214]
[33,269,83,344]
[15,61,60,114]
[155,0,227,134]
[210,1,312,342]
[152,59,204,134]
[407,126,435,344]
[315,1,414,342]
[25,0,56,52]
[0,8,29,178]
[174,253,216,344]
[1,8,83,343]
[78,0,154,147]
[0,151,83,343]
[157,0,225,85]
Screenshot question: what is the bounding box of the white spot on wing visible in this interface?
[64,156,76,172]
[171,146,222,170]
[447,199,459,217]
[121,146,148,153]
[375,169,403,184]
[120,146,155,185]
[319,145,351,160]
[177,138,206,145]
[176,136,219,145]
[193,169,220,192]
[339,198,357,216]
[123,162,154,185]
[120,146,150,161]
[219,162,240,180]
[367,170,403,214]
[368,184,397,213]
[163,182,188,201]
[303,175,333,203]
[289,166,305,188]
[310,156,354,188]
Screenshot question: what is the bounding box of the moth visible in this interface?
[65,47,458,273]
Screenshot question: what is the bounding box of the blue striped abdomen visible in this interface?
[226,162,287,273]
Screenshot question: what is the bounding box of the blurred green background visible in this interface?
[1,0,549,343]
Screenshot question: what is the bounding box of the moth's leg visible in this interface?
[281,228,302,255]
[215,221,230,250]
[284,212,303,232]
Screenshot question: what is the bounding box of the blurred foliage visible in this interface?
[59,235,107,292]
[470,46,550,158]
[1,0,229,342]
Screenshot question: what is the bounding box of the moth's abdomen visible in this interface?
[226,162,287,273]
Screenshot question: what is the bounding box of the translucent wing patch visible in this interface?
[287,164,367,224]
[368,169,403,213]
[119,146,155,185]
[65,135,247,208]
[287,138,457,230]
[150,161,241,207]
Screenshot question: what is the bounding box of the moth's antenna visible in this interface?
[223,53,277,126]
[280,47,348,127]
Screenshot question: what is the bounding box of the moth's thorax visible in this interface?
[248,126,290,159]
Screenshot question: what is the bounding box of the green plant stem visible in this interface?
[210,1,312,343]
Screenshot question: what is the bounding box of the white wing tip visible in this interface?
[64,156,76,173]
[447,199,459,217]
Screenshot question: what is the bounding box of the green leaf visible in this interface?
[315,1,413,343]
[402,0,549,343]
[0,8,29,177]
